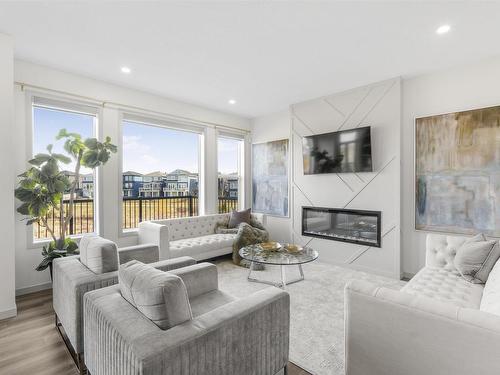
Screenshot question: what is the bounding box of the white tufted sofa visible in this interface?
[137,213,265,261]
[345,233,500,375]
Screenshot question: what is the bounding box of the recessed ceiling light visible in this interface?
[436,24,451,35]
[228,99,236,105]
[121,66,131,74]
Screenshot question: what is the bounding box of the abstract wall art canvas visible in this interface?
[252,139,289,217]
[415,106,500,236]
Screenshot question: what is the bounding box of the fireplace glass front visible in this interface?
[302,207,381,247]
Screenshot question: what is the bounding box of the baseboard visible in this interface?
[402,272,415,281]
[16,282,52,296]
[0,306,17,320]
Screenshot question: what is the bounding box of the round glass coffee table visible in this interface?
[239,243,318,289]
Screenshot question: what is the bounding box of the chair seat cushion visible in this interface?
[170,234,236,257]
[189,290,236,317]
[401,266,484,308]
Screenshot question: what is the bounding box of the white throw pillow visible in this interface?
[119,260,192,330]
[480,256,500,316]
[453,234,500,284]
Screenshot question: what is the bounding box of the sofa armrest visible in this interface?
[118,244,159,264]
[53,256,119,354]
[84,286,289,375]
[168,262,217,298]
[138,221,170,259]
[345,280,500,375]
[149,256,196,272]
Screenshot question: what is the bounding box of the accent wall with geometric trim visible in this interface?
[290,78,401,278]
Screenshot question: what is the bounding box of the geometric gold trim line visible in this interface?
[322,97,345,117]
[335,87,373,132]
[292,181,315,206]
[291,108,315,136]
[347,224,397,264]
[343,156,396,209]
[336,173,354,192]
[355,79,397,129]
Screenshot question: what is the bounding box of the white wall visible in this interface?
[290,78,401,278]
[251,110,292,242]
[13,60,251,294]
[0,34,16,319]
[401,56,500,276]
[252,79,402,278]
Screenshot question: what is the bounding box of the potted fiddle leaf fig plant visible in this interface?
[15,129,117,279]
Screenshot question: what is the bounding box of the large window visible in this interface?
[217,136,244,213]
[32,99,97,240]
[122,119,200,230]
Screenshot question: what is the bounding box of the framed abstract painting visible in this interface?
[252,139,289,217]
[415,105,500,236]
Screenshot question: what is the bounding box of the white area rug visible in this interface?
[215,259,405,375]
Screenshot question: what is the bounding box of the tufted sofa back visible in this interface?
[151,213,230,241]
[425,234,469,270]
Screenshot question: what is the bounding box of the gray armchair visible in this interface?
[52,234,196,374]
[83,262,290,375]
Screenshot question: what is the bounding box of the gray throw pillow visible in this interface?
[119,260,192,330]
[454,235,500,284]
[228,208,251,228]
[79,235,118,274]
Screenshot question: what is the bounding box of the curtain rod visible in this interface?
[14,81,250,134]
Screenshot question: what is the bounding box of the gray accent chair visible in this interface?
[52,234,196,374]
[84,262,290,375]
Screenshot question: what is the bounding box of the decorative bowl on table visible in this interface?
[260,241,281,251]
[284,244,303,253]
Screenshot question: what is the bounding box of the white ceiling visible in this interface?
[1,2,500,118]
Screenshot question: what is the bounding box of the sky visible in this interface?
[33,107,240,176]
[33,106,94,174]
[123,121,240,174]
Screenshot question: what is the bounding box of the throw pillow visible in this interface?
[228,208,251,228]
[454,235,500,284]
[79,235,118,274]
[119,260,192,330]
[480,257,500,316]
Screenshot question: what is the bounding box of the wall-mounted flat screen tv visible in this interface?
[302,126,373,174]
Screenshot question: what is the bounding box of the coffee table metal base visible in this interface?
[247,261,304,289]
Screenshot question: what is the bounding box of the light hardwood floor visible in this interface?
[0,289,311,375]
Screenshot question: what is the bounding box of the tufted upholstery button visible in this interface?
[402,266,483,308]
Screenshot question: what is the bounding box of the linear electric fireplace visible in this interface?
[302,207,381,247]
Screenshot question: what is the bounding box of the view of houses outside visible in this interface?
[120,170,239,229]
[123,170,237,199]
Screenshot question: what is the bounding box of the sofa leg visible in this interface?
[54,314,87,374]
[284,364,288,375]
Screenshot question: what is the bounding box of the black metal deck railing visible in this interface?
[33,198,94,240]
[34,196,238,239]
[122,196,200,230]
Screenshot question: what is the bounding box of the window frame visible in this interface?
[25,91,103,248]
[216,130,247,211]
[118,111,204,235]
